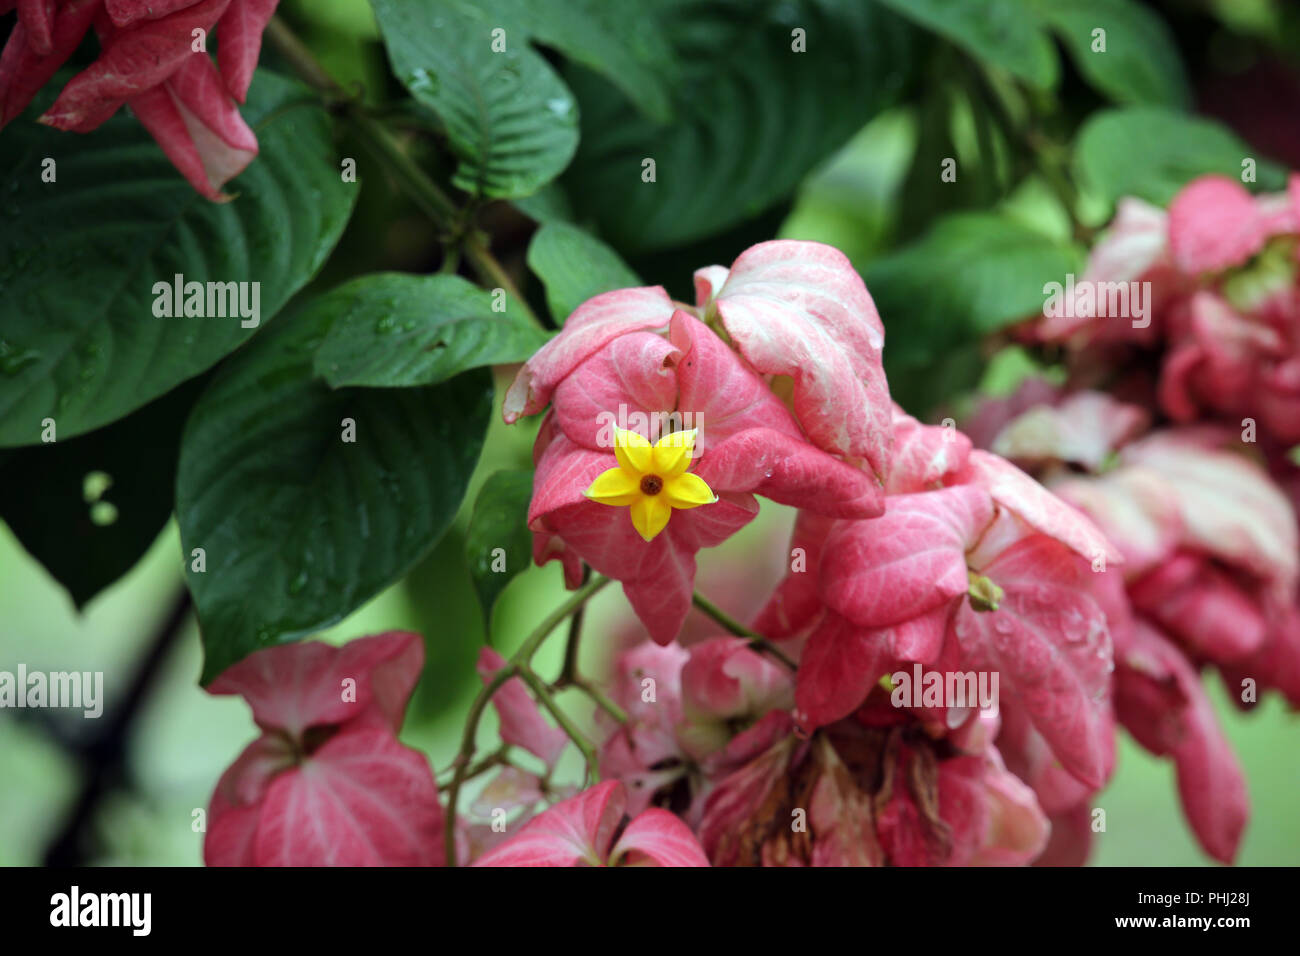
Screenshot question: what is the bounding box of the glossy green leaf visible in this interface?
[0,70,357,447]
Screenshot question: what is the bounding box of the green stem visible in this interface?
[564,677,629,725]
[692,592,797,670]
[517,666,600,785]
[440,574,610,865]
[559,565,593,684]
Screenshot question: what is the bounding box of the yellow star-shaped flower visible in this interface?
[584,427,718,542]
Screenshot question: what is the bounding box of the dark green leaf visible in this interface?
[1035,0,1190,108]
[464,469,534,625]
[310,273,550,388]
[0,70,357,447]
[1073,108,1286,208]
[177,312,493,684]
[480,0,680,123]
[865,212,1084,369]
[874,0,1057,88]
[371,0,579,198]
[526,221,642,323]
[0,377,203,607]
[565,0,916,253]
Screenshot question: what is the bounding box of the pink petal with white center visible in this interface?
[253,728,445,866]
[474,779,625,866]
[164,49,259,152]
[216,0,279,103]
[208,631,424,738]
[1168,174,1268,274]
[820,485,995,629]
[887,405,972,493]
[128,54,258,200]
[610,808,711,867]
[1050,465,1184,576]
[953,535,1114,789]
[990,391,1148,471]
[956,449,1122,566]
[692,264,729,309]
[667,310,805,447]
[552,330,680,449]
[709,240,893,476]
[477,647,569,768]
[504,287,676,422]
[1122,430,1299,603]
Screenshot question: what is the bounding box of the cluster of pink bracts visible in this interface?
[963,172,1300,863]
[0,0,278,199]
[201,214,1297,866]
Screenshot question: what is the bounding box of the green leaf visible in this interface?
[0,377,203,608]
[309,273,550,389]
[1073,108,1286,209]
[371,0,579,198]
[874,0,1058,89]
[0,70,357,447]
[478,0,680,123]
[177,312,493,684]
[513,184,575,225]
[565,0,917,253]
[464,469,534,625]
[526,221,643,323]
[1035,0,1190,108]
[865,212,1084,370]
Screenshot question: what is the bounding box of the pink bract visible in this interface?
[203,631,445,866]
[472,780,710,867]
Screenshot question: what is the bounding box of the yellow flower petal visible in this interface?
[585,466,642,506]
[629,494,672,541]
[613,427,653,474]
[652,428,698,478]
[663,471,717,509]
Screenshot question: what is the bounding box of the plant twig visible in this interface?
[692,591,797,670]
[441,574,610,865]
[264,16,542,326]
